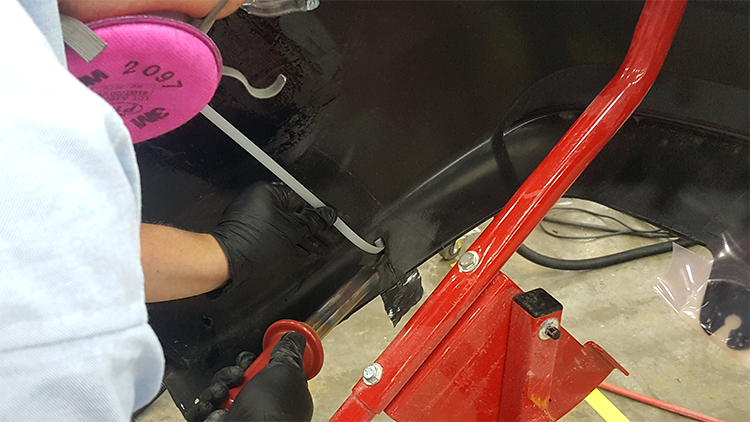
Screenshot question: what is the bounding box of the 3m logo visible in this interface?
[78,70,109,87]
[130,107,169,129]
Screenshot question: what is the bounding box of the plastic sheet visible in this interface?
[240,0,319,17]
[654,228,750,368]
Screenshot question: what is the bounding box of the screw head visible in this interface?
[545,325,561,340]
[363,363,383,386]
[539,318,561,341]
[458,251,480,272]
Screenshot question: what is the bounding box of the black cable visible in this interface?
[547,206,643,231]
[539,221,672,240]
[542,216,634,233]
[516,238,696,271]
[541,207,673,240]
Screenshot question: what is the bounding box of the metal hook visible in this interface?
[222,66,287,99]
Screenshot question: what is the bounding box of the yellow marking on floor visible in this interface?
[584,388,631,422]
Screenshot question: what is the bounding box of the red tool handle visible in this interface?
[220,319,325,409]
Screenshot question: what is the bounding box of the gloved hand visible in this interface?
[186,351,256,422]
[227,332,313,422]
[187,332,313,422]
[211,182,337,290]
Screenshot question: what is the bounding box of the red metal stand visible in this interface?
[331,0,686,420]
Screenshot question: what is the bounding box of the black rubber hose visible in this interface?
[516,238,696,271]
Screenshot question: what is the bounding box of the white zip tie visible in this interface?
[201,105,385,255]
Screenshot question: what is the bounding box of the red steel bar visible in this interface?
[598,382,725,422]
[331,1,687,420]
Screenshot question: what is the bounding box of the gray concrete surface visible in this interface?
[137,200,750,422]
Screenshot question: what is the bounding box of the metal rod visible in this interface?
[306,265,380,339]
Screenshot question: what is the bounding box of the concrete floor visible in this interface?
[137,200,750,422]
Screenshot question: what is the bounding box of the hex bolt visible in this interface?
[545,325,561,340]
[363,363,383,386]
[539,318,561,341]
[458,251,480,273]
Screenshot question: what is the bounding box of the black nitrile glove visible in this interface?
[186,352,256,422]
[211,182,337,290]
[187,333,313,422]
[226,332,313,422]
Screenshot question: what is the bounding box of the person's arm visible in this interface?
[57,0,244,23]
[141,182,337,303]
[141,223,230,303]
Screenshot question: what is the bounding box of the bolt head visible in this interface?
[363,363,383,386]
[545,325,561,340]
[539,318,560,341]
[458,251,480,272]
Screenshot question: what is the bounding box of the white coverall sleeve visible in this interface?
[0,1,165,420]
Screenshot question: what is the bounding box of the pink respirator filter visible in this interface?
[66,16,223,143]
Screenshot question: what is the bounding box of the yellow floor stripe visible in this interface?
[584,388,631,422]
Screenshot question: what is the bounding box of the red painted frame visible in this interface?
[331,1,687,420]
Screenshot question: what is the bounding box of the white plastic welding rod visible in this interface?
[201,105,385,255]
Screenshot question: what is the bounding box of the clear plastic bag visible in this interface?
[653,227,749,368]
